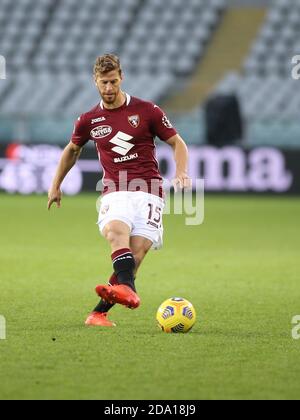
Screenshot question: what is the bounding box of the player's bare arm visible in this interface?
[166,134,192,191]
[48,141,82,210]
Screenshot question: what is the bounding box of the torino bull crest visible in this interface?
[128,115,140,128]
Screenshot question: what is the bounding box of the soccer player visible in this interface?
[48,54,191,327]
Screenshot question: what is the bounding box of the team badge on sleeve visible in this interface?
[128,115,140,128]
[162,115,173,129]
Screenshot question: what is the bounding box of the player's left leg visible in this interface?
[89,236,152,321]
[87,192,162,325]
[95,221,142,310]
[86,220,133,326]
[96,235,152,307]
[99,191,164,310]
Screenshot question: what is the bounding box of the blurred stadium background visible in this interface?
[1,0,300,195]
[1,0,300,401]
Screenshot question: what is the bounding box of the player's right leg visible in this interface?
[87,235,152,327]
[95,220,141,309]
[85,269,119,327]
[86,221,135,326]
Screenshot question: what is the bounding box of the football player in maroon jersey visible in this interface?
[48,54,191,327]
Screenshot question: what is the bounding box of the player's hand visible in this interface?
[47,187,62,210]
[172,173,192,192]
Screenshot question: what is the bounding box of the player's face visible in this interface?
[95,70,123,105]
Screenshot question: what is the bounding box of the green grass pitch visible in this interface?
[0,193,300,400]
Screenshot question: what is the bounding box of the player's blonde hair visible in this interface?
[94,54,122,78]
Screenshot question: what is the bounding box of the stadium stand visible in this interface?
[0,0,225,120]
[211,0,300,146]
[163,7,267,112]
[217,0,300,120]
[3,0,298,147]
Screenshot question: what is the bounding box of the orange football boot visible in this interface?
[95,284,140,309]
[85,312,116,327]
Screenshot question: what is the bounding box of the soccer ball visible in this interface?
[156,297,196,333]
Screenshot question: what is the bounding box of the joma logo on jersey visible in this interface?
[91,117,106,125]
[91,125,112,139]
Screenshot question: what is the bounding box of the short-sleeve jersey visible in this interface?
[71,94,177,197]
